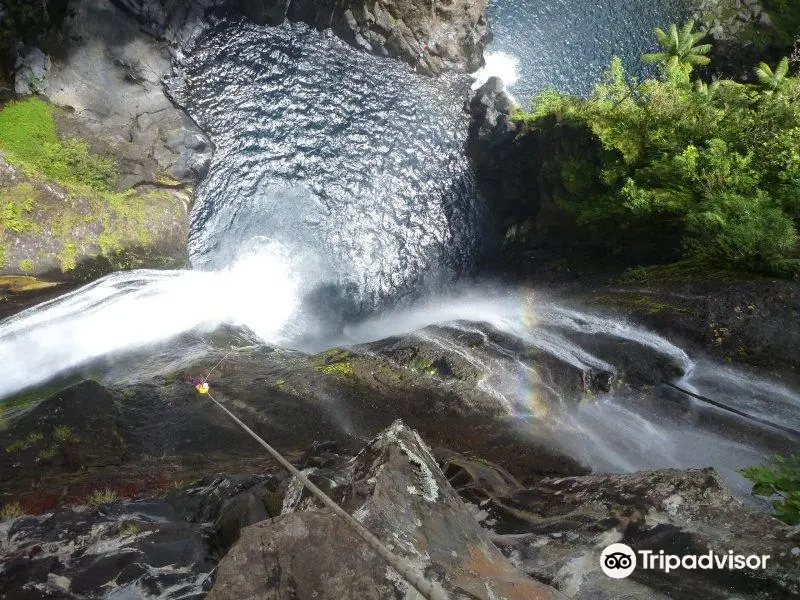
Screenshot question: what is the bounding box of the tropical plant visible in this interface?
[741,454,800,525]
[642,21,712,74]
[694,78,720,99]
[511,23,800,275]
[754,57,794,97]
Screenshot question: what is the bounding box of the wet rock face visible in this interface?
[210,421,565,600]
[39,0,212,189]
[0,473,286,599]
[117,0,490,75]
[0,0,69,75]
[0,500,216,599]
[295,0,491,75]
[444,454,800,600]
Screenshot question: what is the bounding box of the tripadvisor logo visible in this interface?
[600,543,770,579]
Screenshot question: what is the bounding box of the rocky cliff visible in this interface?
[114,0,490,75]
[0,0,488,306]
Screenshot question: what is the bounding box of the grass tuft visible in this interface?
[86,488,118,510]
[0,501,24,521]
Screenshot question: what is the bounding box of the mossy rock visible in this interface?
[0,98,189,280]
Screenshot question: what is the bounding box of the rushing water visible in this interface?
[482,0,691,102]
[0,4,796,502]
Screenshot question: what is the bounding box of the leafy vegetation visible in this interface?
[53,425,80,444]
[741,453,800,525]
[118,521,141,538]
[512,21,800,274]
[85,488,119,510]
[642,21,712,73]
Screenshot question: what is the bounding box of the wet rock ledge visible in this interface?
[2,418,799,599]
[1,321,799,599]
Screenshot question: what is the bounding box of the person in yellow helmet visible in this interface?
[188,375,210,395]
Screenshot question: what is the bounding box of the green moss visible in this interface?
[408,357,438,377]
[0,99,172,274]
[619,260,734,284]
[17,258,33,272]
[319,362,355,377]
[274,378,286,387]
[0,98,116,191]
[374,363,405,383]
[59,241,77,272]
[2,183,37,233]
[593,293,693,316]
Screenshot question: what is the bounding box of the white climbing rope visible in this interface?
[203,349,236,382]
[202,390,451,600]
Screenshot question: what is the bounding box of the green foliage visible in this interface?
[319,361,355,377]
[118,522,141,537]
[53,425,80,444]
[642,21,712,76]
[1,183,36,234]
[86,488,118,510]
[741,454,800,525]
[0,99,116,192]
[755,57,794,98]
[513,24,800,273]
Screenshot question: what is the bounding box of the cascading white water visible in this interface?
[471,51,520,102]
[0,1,796,510]
[0,242,299,399]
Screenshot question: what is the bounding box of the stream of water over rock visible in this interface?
[0,2,796,500]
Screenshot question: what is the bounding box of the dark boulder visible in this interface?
[440,453,800,600]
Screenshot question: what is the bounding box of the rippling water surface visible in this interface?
[485,0,691,101]
[177,20,482,315]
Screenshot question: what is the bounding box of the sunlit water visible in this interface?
[175,20,482,314]
[0,7,797,499]
[484,0,690,101]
